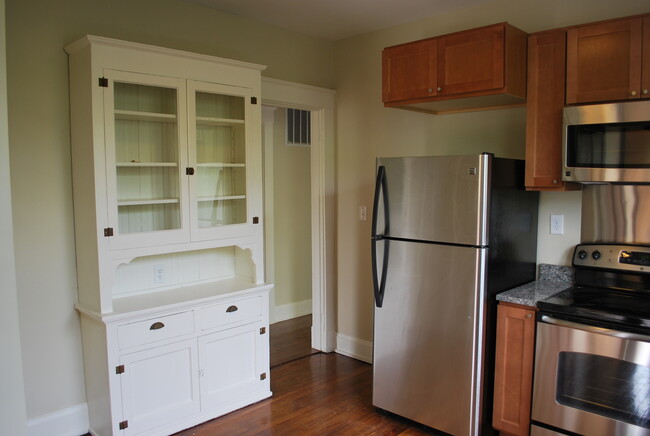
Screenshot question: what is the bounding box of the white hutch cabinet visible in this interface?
[65,35,272,436]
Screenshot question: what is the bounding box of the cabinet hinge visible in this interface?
[260,327,266,335]
[251,96,258,105]
[252,216,259,224]
[186,167,195,176]
[104,227,114,237]
[115,364,125,374]
[99,77,108,87]
[119,420,128,430]
[260,372,267,380]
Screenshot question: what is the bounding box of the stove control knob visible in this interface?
[592,250,601,260]
[578,250,588,260]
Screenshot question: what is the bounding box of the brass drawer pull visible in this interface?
[226,305,239,313]
[149,321,165,330]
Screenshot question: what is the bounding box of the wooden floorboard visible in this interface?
[269,314,319,368]
[174,353,436,435]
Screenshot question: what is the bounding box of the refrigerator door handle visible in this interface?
[372,165,390,308]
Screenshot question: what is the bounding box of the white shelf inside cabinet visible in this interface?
[116,162,179,167]
[115,109,177,122]
[196,163,245,168]
[196,116,245,127]
[118,198,180,206]
[197,195,246,202]
[90,279,273,321]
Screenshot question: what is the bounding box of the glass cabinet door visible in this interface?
[104,70,190,250]
[187,80,252,240]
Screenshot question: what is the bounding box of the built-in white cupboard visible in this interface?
[66,35,271,436]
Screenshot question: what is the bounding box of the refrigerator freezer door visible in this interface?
[372,239,486,436]
[376,155,489,246]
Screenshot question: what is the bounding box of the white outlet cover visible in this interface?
[550,214,564,235]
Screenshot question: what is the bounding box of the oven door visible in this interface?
[531,315,650,435]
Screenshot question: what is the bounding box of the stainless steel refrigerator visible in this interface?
[371,154,538,436]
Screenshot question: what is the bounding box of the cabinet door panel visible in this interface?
[525,31,568,190]
[382,40,437,102]
[641,15,650,98]
[437,24,504,95]
[104,69,190,250]
[199,323,269,411]
[492,304,536,436]
[566,18,643,104]
[120,339,200,435]
[187,80,256,241]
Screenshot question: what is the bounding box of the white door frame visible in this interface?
[261,77,336,352]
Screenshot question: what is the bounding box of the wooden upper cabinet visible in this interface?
[566,17,644,104]
[525,30,573,191]
[382,23,527,114]
[641,15,650,98]
[382,39,437,102]
[437,24,504,95]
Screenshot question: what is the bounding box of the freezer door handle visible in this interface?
[372,165,390,308]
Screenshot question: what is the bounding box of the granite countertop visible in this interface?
[496,264,574,307]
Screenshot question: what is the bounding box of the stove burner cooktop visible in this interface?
[538,287,650,333]
[538,244,650,335]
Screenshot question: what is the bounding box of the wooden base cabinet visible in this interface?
[79,286,272,436]
[492,303,536,436]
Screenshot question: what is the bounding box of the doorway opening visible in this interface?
[261,77,336,363]
[263,105,318,366]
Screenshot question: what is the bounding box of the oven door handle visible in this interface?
[540,315,650,342]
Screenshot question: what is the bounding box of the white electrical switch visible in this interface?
[359,205,367,221]
[550,214,564,235]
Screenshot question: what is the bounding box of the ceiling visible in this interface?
[184,0,493,41]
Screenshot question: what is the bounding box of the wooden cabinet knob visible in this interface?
[526,313,532,318]
[643,89,649,95]
[437,86,443,92]
[552,179,558,184]
[631,90,637,96]
[427,88,433,93]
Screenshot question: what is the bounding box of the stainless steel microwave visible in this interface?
[563,100,650,183]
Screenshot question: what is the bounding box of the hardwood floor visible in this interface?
[174,314,435,435]
[270,314,319,367]
[174,353,435,435]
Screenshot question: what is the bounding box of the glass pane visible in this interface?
[114,82,181,234]
[194,91,246,228]
[557,352,650,428]
[567,122,650,168]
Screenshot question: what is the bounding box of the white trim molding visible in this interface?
[27,403,89,436]
[271,299,313,324]
[261,77,336,352]
[335,334,372,364]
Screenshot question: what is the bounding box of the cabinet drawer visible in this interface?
[199,296,262,331]
[117,311,195,350]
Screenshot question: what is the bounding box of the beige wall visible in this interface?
[0,0,28,433]
[272,108,312,311]
[333,0,649,345]
[5,0,334,424]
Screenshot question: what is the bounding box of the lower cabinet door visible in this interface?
[199,322,268,411]
[119,339,201,435]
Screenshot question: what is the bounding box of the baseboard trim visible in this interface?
[335,333,373,364]
[27,403,88,436]
[271,299,312,324]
